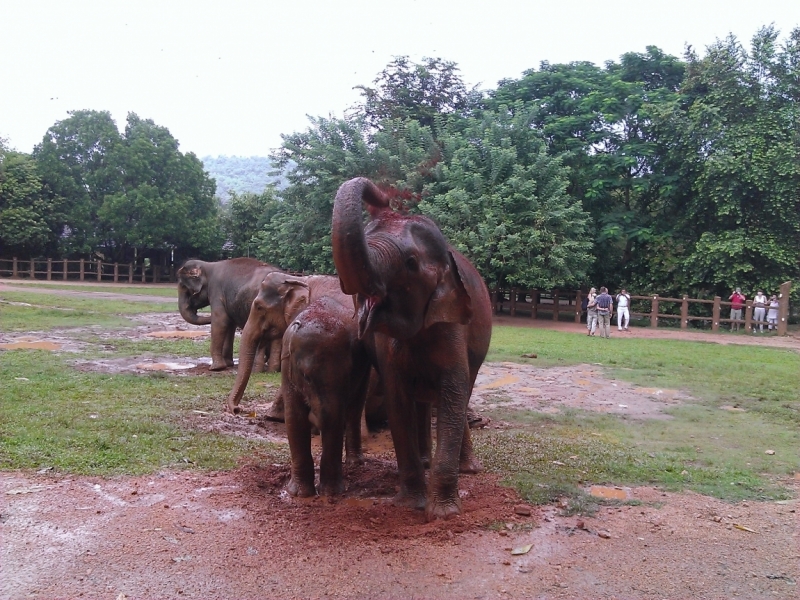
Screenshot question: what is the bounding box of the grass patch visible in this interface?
[0,350,283,475]
[2,282,178,297]
[488,326,800,425]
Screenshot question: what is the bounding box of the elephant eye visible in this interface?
[405,256,419,272]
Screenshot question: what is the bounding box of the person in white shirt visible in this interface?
[752,290,767,332]
[615,288,631,331]
[767,294,779,331]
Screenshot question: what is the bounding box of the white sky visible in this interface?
[2,0,799,158]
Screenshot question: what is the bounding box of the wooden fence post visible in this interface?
[777,281,791,336]
[575,290,583,323]
[141,264,147,283]
[63,259,68,280]
[510,288,517,317]
[128,263,134,284]
[30,258,35,279]
[531,290,539,320]
[12,257,18,278]
[680,296,688,329]
[113,263,119,282]
[96,259,102,282]
[552,290,560,321]
[47,258,52,281]
[79,259,85,281]
[650,295,659,328]
[744,300,753,332]
[153,265,160,283]
[711,296,721,332]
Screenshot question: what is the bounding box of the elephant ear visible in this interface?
[424,251,473,328]
[278,277,310,324]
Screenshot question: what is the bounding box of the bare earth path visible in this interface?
[1,281,798,599]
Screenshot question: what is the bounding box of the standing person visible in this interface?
[586,287,598,335]
[729,288,746,331]
[595,286,613,339]
[616,288,631,331]
[752,289,767,333]
[767,294,779,332]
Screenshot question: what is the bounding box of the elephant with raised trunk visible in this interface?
[226,273,347,415]
[177,257,281,372]
[332,177,492,521]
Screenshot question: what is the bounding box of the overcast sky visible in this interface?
[2,0,799,158]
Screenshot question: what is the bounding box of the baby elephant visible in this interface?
[282,295,371,498]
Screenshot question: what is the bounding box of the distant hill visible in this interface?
[201,155,289,201]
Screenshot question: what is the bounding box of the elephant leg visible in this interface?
[318,407,346,497]
[252,343,267,374]
[416,402,432,469]
[210,315,234,370]
[459,419,483,474]
[264,389,285,422]
[284,384,316,498]
[266,339,282,373]
[345,365,370,466]
[426,370,470,522]
[384,373,426,510]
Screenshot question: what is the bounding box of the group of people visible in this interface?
[583,287,631,338]
[728,288,780,332]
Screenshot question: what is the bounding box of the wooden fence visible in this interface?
[0,257,175,284]
[492,281,792,336]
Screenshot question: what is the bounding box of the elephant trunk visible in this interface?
[226,319,261,414]
[332,177,387,298]
[178,290,212,326]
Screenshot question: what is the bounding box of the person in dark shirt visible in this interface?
[595,287,613,338]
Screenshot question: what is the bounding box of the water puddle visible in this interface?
[0,340,62,351]
[146,331,209,339]
[132,362,197,371]
[477,374,521,390]
[588,485,629,500]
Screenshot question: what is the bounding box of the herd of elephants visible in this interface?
[176,178,493,522]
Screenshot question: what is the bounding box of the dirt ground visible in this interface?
[1,281,799,599]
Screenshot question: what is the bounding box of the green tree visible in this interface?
[421,105,593,289]
[642,27,800,298]
[222,188,280,257]
[33,110,122,255]
[0,150,63,257]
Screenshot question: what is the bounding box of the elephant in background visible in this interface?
[332,177,492,521]
[177,257,281,372]
[283,293,372,498]
[226,273,347,415]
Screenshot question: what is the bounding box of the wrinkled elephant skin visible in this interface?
[177,258,282,372]
[282,291,371,498]
[226,274,350,415]
[332,177,492,521]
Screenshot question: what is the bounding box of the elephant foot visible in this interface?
[425,496,462,522]
[345,452,365,466]
[209,362,230,372]
[393,488,427,510]
[459,454,483,474]
[264,398,285,423]
[318,479,345,498]
[286,477,316,498]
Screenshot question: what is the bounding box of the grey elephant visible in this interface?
[332,177,491,521]
[225,273,348,415]
[282,289,372,497]
[177,257,281,372]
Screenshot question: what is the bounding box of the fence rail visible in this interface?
[492,282,792,336]
[0,257,175,284]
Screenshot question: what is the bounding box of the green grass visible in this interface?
[477,325,800,508]
[0,350,283,475]
[0,290,178,331]
[2,282,178,297]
